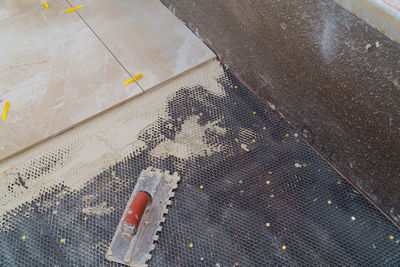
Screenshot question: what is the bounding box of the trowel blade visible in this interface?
[106,167,180,266]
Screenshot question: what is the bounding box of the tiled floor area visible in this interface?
[68,0,215,90]
[0,0,214,160]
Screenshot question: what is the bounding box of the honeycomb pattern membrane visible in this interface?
[1,60,399,266]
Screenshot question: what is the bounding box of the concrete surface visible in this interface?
[160,0,400,224]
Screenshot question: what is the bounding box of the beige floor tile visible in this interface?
[0,0,142,160]
[68,0,215,90]
[0,0,53,22]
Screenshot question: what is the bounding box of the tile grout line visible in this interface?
[65,0,144,92]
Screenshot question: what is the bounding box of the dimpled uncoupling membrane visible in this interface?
[1,60,399,266]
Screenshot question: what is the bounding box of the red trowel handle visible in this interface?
[121,191,150,239]
[124,191,151,227]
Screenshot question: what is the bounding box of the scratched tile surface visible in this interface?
[0,0,141,160]
[68,0,215,90]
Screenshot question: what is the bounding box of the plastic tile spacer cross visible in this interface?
[2,101,10,120]
[66,5,84,13]
[124,73,143,85]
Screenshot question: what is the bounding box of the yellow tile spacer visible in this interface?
[66,5,84,13]
[43,2,49,9]
[2,101,10,120]
[124,73,143,85]
[124,78,135,85]
[134,73,143,80]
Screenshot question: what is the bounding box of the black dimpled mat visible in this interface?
[1,68,399,266]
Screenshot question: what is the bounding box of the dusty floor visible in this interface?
[161,0,400,224]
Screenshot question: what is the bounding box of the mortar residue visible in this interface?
[150,115,226,159]
[82,202,115,216]
[0,59,227,227]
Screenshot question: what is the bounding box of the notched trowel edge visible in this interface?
[106,167,180,266]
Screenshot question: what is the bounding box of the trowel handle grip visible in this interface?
[124,191,151,228]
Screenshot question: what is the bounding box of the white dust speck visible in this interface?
[82,202,115,216]
[241,144,250,152]
[320,17,338,62]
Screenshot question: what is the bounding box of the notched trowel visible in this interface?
[106,167,180,266]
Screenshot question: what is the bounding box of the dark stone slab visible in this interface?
[161,0,400,223]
